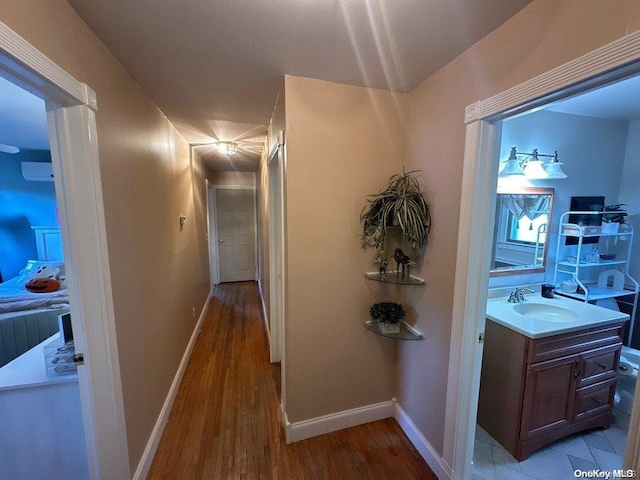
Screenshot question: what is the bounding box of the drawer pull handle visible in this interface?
[592,398,603,405]
[596,363,607,370]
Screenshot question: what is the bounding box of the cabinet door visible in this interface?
[520,354,578,440]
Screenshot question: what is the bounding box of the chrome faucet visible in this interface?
[508,287,534,303]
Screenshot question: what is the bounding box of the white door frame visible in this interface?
[0,21,130,479]
[268,133,285,365]
[446,30,640,478]
[206,180,219,288]
[212,185,258,283]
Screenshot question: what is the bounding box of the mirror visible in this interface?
[490,187,554,276]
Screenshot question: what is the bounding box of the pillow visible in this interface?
[25,277,61,293]
[19,260,65,278]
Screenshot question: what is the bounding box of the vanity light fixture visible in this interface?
[217,141,238,155]
[542,151,568,179]
[498,147,525,176]
[499,147,567,180]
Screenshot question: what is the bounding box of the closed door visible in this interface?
[216,189,256,283]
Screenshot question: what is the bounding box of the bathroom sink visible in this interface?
[513,302,580,323]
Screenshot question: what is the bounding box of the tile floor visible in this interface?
[473,408,630,480]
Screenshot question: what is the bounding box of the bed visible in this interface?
[0,258,69,367]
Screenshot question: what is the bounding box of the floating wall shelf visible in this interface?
[364,320,423,340]
[364,271,425,286]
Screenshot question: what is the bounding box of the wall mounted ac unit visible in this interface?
[21,162,54,181]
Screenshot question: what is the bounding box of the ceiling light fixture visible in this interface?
[217,141,238,155]
[498,147,567,179]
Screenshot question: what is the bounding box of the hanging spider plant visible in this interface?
[360,170,431,267]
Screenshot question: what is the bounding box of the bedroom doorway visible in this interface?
[0,74,88,479]
[0,22,129,479]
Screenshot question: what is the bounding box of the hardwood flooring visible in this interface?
[147,281,436,479]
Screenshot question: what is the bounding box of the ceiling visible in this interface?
[0,0,640,167]
[0,76,49,151]
[546,74,640,122]
[64,0,534,171]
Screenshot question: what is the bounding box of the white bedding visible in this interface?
[0,266,69,314]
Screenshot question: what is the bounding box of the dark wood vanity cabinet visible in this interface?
[478,319,623,461]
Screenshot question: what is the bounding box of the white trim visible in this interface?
[206,180,219,287]
[132,294,211,480]
[395,402,452,480]
[268,137,285,366]
[0,21,96,109]
[257,279,271,347]
[450,29,640,480]
[280,400,291,444]
[466,30,640,123]
[286,400,394,444]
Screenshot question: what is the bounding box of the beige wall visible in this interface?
[283,75,407,421]
[211,170,256,187]
[1,0,212,472]
[398,0,640,460]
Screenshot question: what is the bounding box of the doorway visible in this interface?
[0,21,129,479]
[447,33,640,479]
[268,135,285,367]
[215,187,257,283]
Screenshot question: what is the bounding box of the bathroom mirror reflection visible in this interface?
[490,187,554,276]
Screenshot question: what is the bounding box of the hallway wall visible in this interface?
[1,0,213,472]
[283,75,407,422]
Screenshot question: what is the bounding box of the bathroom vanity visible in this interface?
[479,294,628,461]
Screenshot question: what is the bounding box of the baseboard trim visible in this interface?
[395,402,452,480]
[257,279,271,347]
[132,294,212,480]
[287,400,394,444]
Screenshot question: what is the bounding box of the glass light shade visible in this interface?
[217,141,238,155]
[499,158,525,177]
[523,160,550,179]
[543,162,568,179]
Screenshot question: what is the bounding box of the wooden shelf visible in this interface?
[363,320,423,340]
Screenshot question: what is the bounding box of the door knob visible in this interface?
[219,239,223,244]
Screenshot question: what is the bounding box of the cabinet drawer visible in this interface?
[574,379,615,422]
[528,323,624,363]
[578,344,620,388]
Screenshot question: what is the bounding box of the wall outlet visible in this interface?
[192,307,196,319]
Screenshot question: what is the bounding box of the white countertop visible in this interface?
[0,333,78,392]
[486,294,629,339]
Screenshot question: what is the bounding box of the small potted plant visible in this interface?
[360,170,431,273]
[601,204,627,234]
[370,301,405,334]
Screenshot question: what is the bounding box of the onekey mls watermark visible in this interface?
[574,470,637,479]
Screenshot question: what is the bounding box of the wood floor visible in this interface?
[147,282,436,479]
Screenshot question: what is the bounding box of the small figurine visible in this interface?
[379,258,388,279]
[393,248,411,279]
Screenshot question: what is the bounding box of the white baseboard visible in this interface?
[395,402,452,480]
[132,294,212,480]
[287,400,394,444]
[281,400,291,444]
[257,279,271,347]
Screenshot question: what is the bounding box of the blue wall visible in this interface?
[0,150,57,281]
[490,110,629,288]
